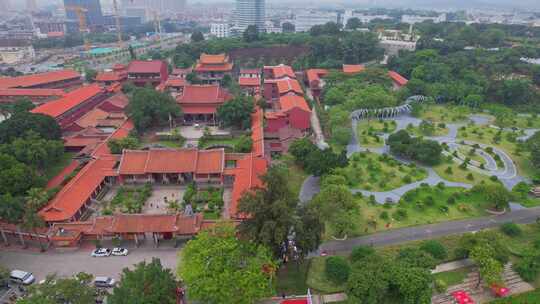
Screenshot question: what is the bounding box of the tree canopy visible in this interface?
[109,258,177,304]
[18,273,96,304]
[127,87,181,133]
[179,224,275,304]
[216,95,254,130]
[0,112,61,144]
[289,138,348,176]
[238,165,323,259]
[387,130,442,165]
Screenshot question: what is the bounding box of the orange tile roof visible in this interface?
[63,136,105,148]
[181,105,220,114]
[0,88,66,97]
[91,119,134,157]
[238,77,260,87]
[0,69,81,89]
[96,71,126,82]
[240,68,261,75]
[388,70,408,87]
[279,95,311,113]
[199,53,229,65]
[166,78,186,87]
[264,65,295,79]
[194,62,234,72]
[196,149,225,174]
[342,64,365,74]
[46,160,80,190]
[74,108,110,128]
[306,69,329,86]
[118,148,224,175]
[177,84,232,104]
[39,155,118,222]
[31,84,103,118]
[229,153,268,218]
[127,60,166,74]
[276,78,303,95]
[265,112,287,119]
[251,107,264,158]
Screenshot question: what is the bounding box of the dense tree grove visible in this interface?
[110,258,177,304]
[216,95,255,130]
[173,24,383,69]
[0,112,61,144]
[179,224,275,304]
[127,87,181,133]
[289,138,348,176]
[387,130,442,165]
[238,165,323,259]
[19,273,96,304]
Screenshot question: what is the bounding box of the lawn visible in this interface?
[433,157,497,185]
[457,124,535,178]
[433,267,472,286]
[107,184,152,214]
[333,152,428,192]
[455,145,487,166]
[199,137,242,150]
[334,185,492,238]
[357,119,397,134]
[276,261,310,296]
[306,257,346,293]
[406,123,449,137]
[356,131,385,148]
[489,289,540,303]
[418,105,473,123]
[280,154,309,198]
[44,152,76,181]
[512,114,540,129]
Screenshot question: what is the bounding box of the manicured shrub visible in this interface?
[393,209,408,221]
[420,240,448,260]
[445,166,453,175]
[500,222,522,237]
[380,211,389,220]
[447,196,456,205]
[514,254,540,282]
[402,175,412,183]
[424,196,435,206]
[325,256,350,284]
[439,205,449,213]
[490,175,499,182]
[350,245,375,263]
[435,279,448,293]
[466,173,474,180]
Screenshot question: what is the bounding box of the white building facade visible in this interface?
[210,23,230,38]
[235,0,266,33]
[295,11,339,32]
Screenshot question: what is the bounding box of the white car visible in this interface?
[111,248,129,256]
[94,276,116,288]
[91,248,111,257]
[10,270,35,285]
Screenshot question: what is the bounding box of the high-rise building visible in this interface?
[295,11,339,32]
[63,0,104,27]
[234,0,265,33]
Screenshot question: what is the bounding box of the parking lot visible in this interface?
[0,245,181,283]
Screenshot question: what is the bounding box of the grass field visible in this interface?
[334,152,427,192]
[357,119,397,134]
[276,261,310,295]
[456,145,487,166]
[457,125,535,178]
[433,158,497,185]
[407,123,449,137]
[418,105,473,123]
[280,154,309,198]
[433,267,472,286]
[306,257,346,293]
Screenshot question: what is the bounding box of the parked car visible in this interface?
[111,248,129,256]
[94,276,116,288]
[10,270,35,285]
[91,248,111,257]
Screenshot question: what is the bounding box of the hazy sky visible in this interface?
[13,0,540,11]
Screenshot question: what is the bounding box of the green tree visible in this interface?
[243,25,260,42]
[346,17,362,30]
[527,131,540,172]
[10,97,35,114]
[420,240,447,260]
[178,224,275,304]
[18,273,96,304]
[110,258,177,304]
[127,87,181,133]
[325,256,350,284]
[0,265,9,287]
[85,68,97,82]
[470,246,503,286]
[238,165,323,259]
[346,255,391,304]
[234,135,253,153]
[391,264,433,304]
[22,188,48,251]
[107,136,140,154]
[216,95,254,130]
[311,184,359,238]
[0,112,61,144]
[191,31,204,42]
[397,247,437,269]
[0,154,42,197]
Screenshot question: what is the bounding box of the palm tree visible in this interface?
[23,188,48,252]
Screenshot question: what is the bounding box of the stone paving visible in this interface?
[142,185,185,214]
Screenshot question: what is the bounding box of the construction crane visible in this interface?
[65,5,90,51]
[112,0,123,47]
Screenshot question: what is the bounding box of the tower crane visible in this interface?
[112,0,123,47]
[65,5,90,51]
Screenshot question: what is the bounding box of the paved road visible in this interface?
[317,206,540,254]
[0,244,181,281]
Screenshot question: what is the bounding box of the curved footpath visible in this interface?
[315,206,540,254]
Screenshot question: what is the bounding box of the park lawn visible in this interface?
[356,131,385,148]
[457,125,535,178]
[281,154,309,198]
[456,146,487,166]
[156,139,185,148]
[276,261,310,296]
[433,159,496,185]
[407,124,449,137]
[306,257,346,293]
[335,152,428,192]
[357,119,397,134]
[43,152,76,181]
[418,105,472,123]
[199,137,242,150]
[433,267,472,286]
[334,186,491,238]
[509,114,540,129]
